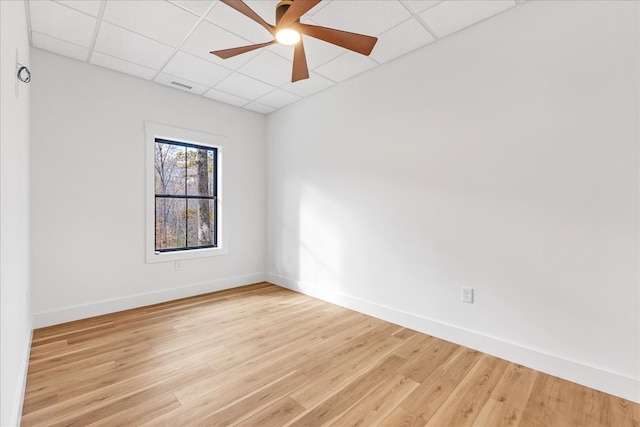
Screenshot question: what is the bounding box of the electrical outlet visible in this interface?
[175,261,183,271]
[462,287,474,304]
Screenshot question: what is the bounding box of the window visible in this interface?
[154,139,217,252]
[145,122,225,263]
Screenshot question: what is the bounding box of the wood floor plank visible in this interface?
[471,362,539,427]
[377,406,427,427]
[21,282,640,426]
[399,346,483,420]
[286,354,408,426]
[233,396,306,427]
[290,333,403,408]
[329,374,419,427]
[188,370,310,426]
[424,353,508,426]
[397,336,459,383]
[86,392,181,427]
[22,363,214,427]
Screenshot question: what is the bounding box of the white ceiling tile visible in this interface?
[90,52,156,80]
[169,0,215,17]
[215,73,274,100]
[267,43,293,60]
[371,18,435,63]
[28,0,96,47]
[182,20,258,69]
[102,0,199,47]
[94,22,174,69]
[310,1,411,36]
[203,88,250,107]
[314,52,377,82]
[401,1,442,15]
[298,35,347,69]
[243,102,276,115]
[32,32,89,61]
[154,72,209,95]
[54,0,102,17]
[303,1,329,18]
[162,51,232,87]
[244,1,279,24]
[420,0,516,38]
[256,89,302,109]
[280,73,335,97]
[206,2,274,43]
[238,51,293,86]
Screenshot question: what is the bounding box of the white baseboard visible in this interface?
[32,273,266,328]
[267,273,640,404]
[8,326,32,427]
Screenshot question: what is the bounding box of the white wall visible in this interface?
[267,0,640,402]
[30,50,266,326]
[0,2,32,425]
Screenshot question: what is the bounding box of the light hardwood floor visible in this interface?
[22,283,640,426]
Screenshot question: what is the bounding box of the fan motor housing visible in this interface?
[276,0,294,25]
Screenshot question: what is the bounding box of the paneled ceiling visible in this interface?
[26,0,524,114]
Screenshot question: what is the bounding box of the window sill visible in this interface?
[146,246,228,264]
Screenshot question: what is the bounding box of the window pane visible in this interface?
[186,146,213,196]
[186,199,215,247]
[155,198,187,250]
[155,142,185,195]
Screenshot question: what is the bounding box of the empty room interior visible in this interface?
[1,0,639,425]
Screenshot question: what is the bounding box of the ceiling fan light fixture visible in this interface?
[275,28,300,45]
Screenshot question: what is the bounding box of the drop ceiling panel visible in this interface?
[315,52,377,82]
[204,88,250,107]
[256,89,302,109]
[420,0,517,38]
[267,43,294,60]
[238,51,293,87]
[162,51,232,87]
[27,0,527,114]
[32,32,89,61]
[169,0,215,17]
[244,0,280,24]
[370,18,435,63]
[401,0,442,15]
[215,73,274,100]
[182,21,257,68]
[297,35,348,69]
[206,2,274,43]
[90,51,156,80]
[280,73,335,97]
[311,1,411,36]
[244,102,277,114]
[102,1,199,47]
[29,0,96,48]
[94,21,174,70]
[55,0,102,17]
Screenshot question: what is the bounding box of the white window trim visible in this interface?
[145,121,227,263]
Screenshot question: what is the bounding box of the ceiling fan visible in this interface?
[210,0,378,82]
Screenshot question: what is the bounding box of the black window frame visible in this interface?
[154,138,218,253]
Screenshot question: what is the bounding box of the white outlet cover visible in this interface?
[462,287,474,303]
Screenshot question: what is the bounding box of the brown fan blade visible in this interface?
[292,38,310,82]
[297,23,377,56]
[279,0,322,28]
[220,0,275,35]
[211,40,276,59]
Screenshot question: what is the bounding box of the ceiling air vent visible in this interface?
[170,81,192,90]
